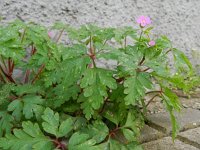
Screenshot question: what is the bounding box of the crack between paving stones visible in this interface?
[140,121,170,144]
[179,123,200,133]
[177,135,200,149]
[144,121,200,145]
[146,121,168,135]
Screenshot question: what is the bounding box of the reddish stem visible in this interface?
[8,58,12,73]
[56,29,64,43]
[0,64,15,83]
[145,90,162,95]
[146,94,160,107]
[53,139,66,150]
[31,64,45,84]
[23,45,36,83]
[141,67,150,72]
[109,127,121,138]
[24,70,31,83]
[88,36,96,68]
[138,56,145,65]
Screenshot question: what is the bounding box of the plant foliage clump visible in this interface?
[0,19,198,150]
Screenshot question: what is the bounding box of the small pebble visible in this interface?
[192,122,197,126]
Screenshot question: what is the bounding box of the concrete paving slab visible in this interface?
[142,137,199,150]
[139,125,164,143]
[178,127,200,149]
[147,108,200,134]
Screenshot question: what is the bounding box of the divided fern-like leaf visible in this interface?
[80,68,117,119]
[124,72,152,105]
[0,121,54,150]
[0,111,14,137]
[42,108,73,138]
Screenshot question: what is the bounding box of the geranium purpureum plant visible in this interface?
[0,17,198,150]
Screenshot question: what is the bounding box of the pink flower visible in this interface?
[136,16,151,27]
[48,31,54,38]
[148,40,156,46]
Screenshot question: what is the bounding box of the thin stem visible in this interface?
[99,98,109,114]
[24,70,30,83]
[138,29,146,66]
[23,45,36,83]
[145,90,162,95]
[124,36,127,49]
[103,39,108,46]
[89,35,96,68]
[141,67,150,72]
[139,29,143,42]
[109,126,122,137]
[0,64,15,83]
[165,49,172,54]
[138,56,145,65]
[53,139,66,150]
[1,55,7,72]
[91,58,96,68]
[31,45,36,55]
[96,39,108,54]
[141,98,147,115]
[0,72,6,83]
[56,28,64,43]
[31,64,45,84]
[146,94,160,107]
[8,58,11,73]
[89,36,93,54]
[21,28,27,43]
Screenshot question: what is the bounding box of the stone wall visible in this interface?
[0,0,200,65]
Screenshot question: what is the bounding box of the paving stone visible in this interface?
[142,137,199,150]
[147,108,200,134]
[139,125,164,143]
[178,127,200,149]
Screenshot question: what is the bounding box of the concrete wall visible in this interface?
[0,0,200,65]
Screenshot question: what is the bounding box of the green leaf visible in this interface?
[0,23,25,62]
[124,72,152,105]
[13,84,42,96]
[0,84,14,105]
[8,95,45,120]
[122,128,136,142]
[42,108,73,138]
[172,48,193,72]
[80,68,117,119]
[0,111,14,137]
[7,100,23,121]
[123,109,144,141]
[58,118,74,137]
[162,87,181,139]
[114,26,136,44]
[42,108,59,136]
[144,26,154,35]
[61,44,88,60]
[81,121,109,144]
[162,87,181,111]
[103,86,127,125]
[68,132,96,150]
[22,95,44,119]
[0,121,54,150]
[145,53,170,77]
